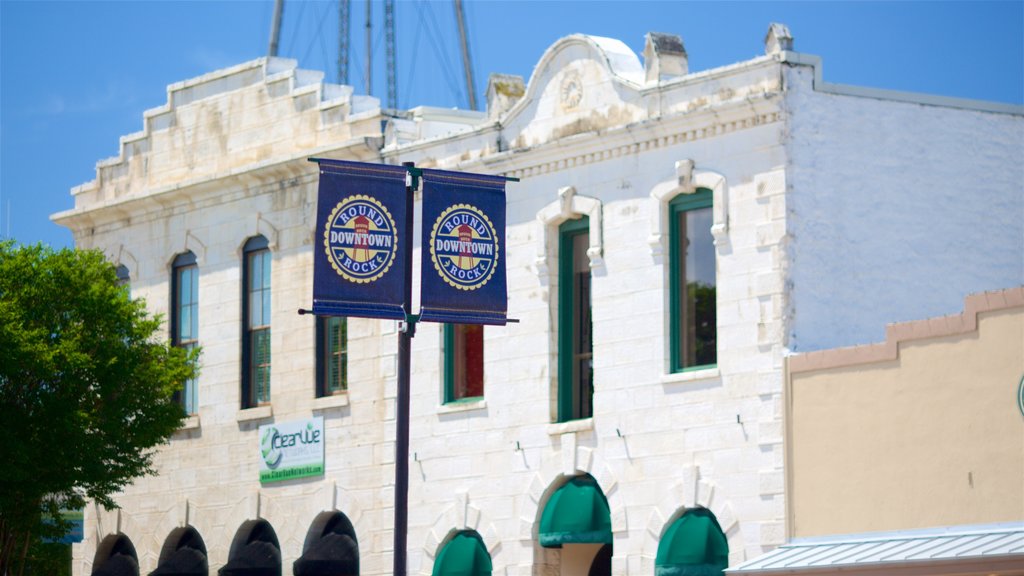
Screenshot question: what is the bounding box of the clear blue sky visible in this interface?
[2,1,1022,250]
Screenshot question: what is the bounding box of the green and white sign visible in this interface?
[258,417,325,484]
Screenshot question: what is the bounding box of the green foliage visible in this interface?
[0,241,197,574]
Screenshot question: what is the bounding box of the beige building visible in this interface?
[732,287,1024,575]
[52,24,1023,576]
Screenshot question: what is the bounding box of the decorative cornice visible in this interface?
[789,286,1024,374]
[492,109,781,181]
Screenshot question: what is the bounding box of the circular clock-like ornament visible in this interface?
[560,71,583,111]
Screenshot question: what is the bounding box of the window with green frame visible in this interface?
[242,236,271,408]
[669,189,717,372]
[558,217,592,422]
[443,324,484,403]
[316,316,348,396]
[171,251,198,415]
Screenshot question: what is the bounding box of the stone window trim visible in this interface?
[178,414,201,431]
[534,186,604,280]
[313,392,350,411]
[235,214,281,258]
[236,404,273,423]
[166,230,208,268]
[648,160,728,256]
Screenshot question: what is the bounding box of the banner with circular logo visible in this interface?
[312,159,408,320]
[420,170,508,325]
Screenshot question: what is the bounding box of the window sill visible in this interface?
[179,414,201,431]
[547,418,594,436]
[661,365,721,385]
[438,398,486,414]
[236,405,273,423]
[313,392,350,410]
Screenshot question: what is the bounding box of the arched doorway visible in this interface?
[150,525,208,576]
[92,533,139,576]
[536,474,612,576]
[219,519,281,576]
[655,507,728,576]
[293,511,360,576]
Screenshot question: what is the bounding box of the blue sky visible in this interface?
[2,1,1022,250]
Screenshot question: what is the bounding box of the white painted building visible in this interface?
[53,24,1023,576]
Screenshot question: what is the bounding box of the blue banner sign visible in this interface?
[420,169,508,325]
[313,159,409,320]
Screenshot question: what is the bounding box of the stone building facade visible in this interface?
[53,25,1023,576]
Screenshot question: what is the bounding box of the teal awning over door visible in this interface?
[655,508,728,576]
[431,531,492,576]
[538,475,613,548]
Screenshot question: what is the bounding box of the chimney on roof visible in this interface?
[643,32,688,84]
[486,73,525,119]
[765,23,794,55]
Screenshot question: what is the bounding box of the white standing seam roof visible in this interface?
[728,523,1024,573]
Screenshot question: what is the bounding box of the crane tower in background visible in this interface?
[268,0,475,112]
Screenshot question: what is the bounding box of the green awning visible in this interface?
[655,509,728,576]
[538,475,613,548]
[432,531,492,576]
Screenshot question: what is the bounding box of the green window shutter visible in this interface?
[655,509,729,576]
[432,531,492,576]
[538,475,612,548]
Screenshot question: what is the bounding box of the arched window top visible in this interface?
[244,235,270,253]
[115,264,131,285]
[172,251,197,268]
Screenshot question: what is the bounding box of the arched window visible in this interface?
[171,251,199,414]
[242,236,271,408]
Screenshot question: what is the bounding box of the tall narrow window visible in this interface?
[242,236,271,408]
[115,264,131,289]
[171,252,198,415]
[670,190,717,371]
[316,316,348,396]
[443,324,484,403]
[558,217,592,422]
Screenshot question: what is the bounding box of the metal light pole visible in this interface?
[393,162,417,576]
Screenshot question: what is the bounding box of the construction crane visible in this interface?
[270,0,474,112]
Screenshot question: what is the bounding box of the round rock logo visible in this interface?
[324,195,398,283]
[429,204,499,291]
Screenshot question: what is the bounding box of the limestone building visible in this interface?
[53,25,1023,576]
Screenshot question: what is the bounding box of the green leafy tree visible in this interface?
[0,241,197,575]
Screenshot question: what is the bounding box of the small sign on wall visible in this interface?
[258,417,325,484]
